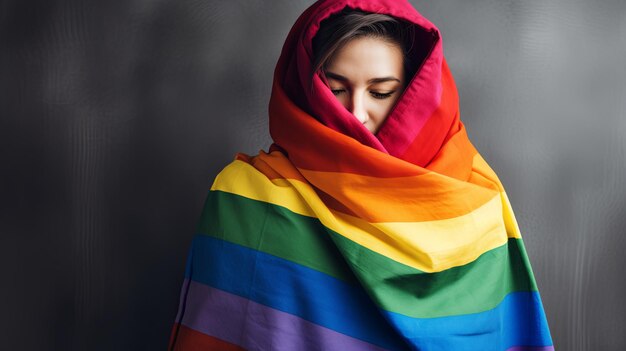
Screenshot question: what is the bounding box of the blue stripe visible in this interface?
[386,291,553,350]
[186,234,409,350]
[187,234,552,350]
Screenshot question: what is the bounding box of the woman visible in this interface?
[169,0,554,350]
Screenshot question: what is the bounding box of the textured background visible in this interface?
[1,0,625,350]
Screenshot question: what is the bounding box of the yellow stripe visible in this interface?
[211,159,520,272]
[471,153,523,238]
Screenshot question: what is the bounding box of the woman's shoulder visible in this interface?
[209,147,303,195]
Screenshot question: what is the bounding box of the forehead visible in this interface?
[326,37,404,80]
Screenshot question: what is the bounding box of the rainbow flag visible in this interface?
[169,147,554,350]
[169,0,554,349]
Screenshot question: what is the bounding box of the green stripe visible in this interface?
[197,190,539,318]
[328,230,539,318]
[197,190,358,283]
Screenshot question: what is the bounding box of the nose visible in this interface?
[349,92,368,124]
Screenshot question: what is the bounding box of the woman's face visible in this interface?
[325,36,405,134]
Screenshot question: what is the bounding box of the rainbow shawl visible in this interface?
[169,0,554,350]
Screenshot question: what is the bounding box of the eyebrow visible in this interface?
[325,71,401,84]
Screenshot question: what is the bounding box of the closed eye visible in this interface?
[331,89,395,99]
[371,91,395,99]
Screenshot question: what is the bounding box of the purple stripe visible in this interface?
[179,279,390,351]
[174,277,191,322]
[506,347,555,351]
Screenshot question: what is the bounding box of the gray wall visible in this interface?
[1,0,624,350]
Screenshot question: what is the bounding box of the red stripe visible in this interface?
[269,77,430,177]
[401,58,461,168]
[169,323,245,351]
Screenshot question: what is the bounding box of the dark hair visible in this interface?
[312,8,416,85]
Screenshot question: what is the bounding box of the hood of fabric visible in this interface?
[269,0,463,172]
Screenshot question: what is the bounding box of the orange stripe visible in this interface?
[236,150,500,222]
[299,168,499,222]
[471,152,506,192]
[237,151,307,182]
[428,122,478,181]
[169,324,244,351]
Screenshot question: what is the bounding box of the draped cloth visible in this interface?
[169,0,554,350]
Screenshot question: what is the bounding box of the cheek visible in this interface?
[370,98,397,122]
